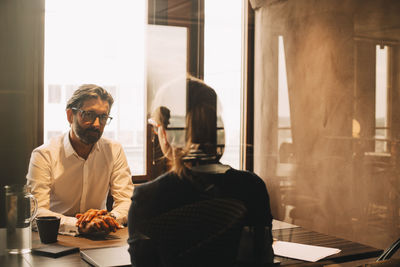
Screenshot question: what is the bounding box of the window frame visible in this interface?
[374,44,393,153]
[142,0,205,181]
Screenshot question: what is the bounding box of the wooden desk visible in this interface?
[43,227,129,250]
[0,228,129,267]
[0,222,382,267]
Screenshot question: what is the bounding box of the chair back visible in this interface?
[140,198,247,267]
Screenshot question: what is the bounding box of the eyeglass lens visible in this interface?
[82,111,111,125]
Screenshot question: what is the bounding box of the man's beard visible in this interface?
[73,121,102,145]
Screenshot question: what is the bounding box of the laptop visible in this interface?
[80,245,131,267]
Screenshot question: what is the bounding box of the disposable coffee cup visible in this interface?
[35,216,60,244]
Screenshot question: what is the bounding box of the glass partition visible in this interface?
[253,0,400,250]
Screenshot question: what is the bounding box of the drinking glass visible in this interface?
[5,184,38,254]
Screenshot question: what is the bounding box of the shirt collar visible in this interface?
[63,131,101,158]
[64,132,76,158]
[93,139,101,152]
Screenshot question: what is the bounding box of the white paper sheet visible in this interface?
[272,219,299,230]
[273,241,341,262]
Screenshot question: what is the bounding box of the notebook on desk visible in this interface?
[80,245,131,267]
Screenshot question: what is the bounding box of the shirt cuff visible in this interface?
[110,210,126,225]
[59,216,79,236]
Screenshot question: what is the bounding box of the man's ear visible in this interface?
[66,109,74,124]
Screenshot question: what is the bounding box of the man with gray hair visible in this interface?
[27,84,134,235]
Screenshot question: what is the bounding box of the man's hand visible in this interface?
[77,216,111,234]
[101,214,123,232]
[75,209,122,235]
[76,209,107,227]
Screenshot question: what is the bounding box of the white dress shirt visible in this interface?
[26,132,134,234]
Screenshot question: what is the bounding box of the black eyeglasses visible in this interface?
[71,107,113,125]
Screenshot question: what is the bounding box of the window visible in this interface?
[375,45,390,153]
[204,0,242,168]
[44,0,146,175]
[48,85,61,103]
[278,35,293,163]
[45,0,246,178]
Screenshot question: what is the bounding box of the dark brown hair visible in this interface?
[169,77,224,177]
[66,84,114,112]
